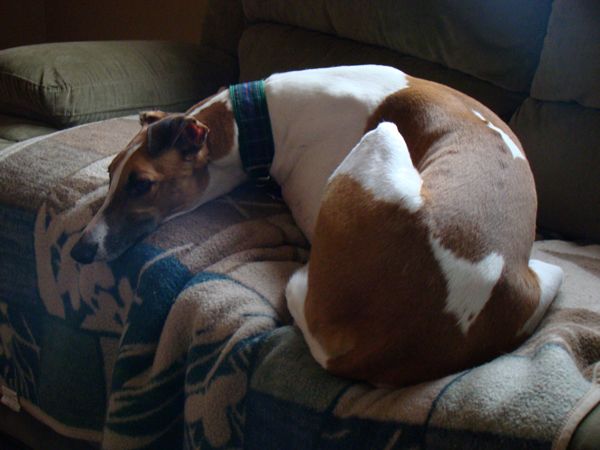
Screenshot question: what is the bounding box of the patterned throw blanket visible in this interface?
[0,117,599,450]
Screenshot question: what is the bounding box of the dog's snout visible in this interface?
[70,238,99,264]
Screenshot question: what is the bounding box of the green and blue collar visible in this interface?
[229,80,275,181]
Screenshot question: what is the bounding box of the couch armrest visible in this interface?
[0,40,238,128]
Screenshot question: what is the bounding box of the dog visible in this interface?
[71,65,563,387]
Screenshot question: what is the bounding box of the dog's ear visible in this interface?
[147,115,209,158]
[147,115,177,155]
[175,116,209,159]
[139,110,168,126]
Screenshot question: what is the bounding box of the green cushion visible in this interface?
[510,99,600,243]
[0,114,57,143]
[531,0,600,109]
[243,0,334,35]
[0,137,15,152]
[243,0,553,92]
[239,24,525,121]
[570,404,600,450]
[0,41,238,127]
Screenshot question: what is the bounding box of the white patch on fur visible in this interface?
[91,218,109,260]
[285,265,330,369]
[472,109,525,160]
[265,65,411,240]
[518,259,563,335]
[79,143,140,252]
[430,237,505,334]
[332,122,423,211]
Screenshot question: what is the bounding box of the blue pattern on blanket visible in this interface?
[103,266,281,449]
[184,334,261,450]
[103,245,192,447]
[3,117,599,450]
[0,205,39,307]
[0,302,43,404]
[0,227,194,433]
[1,191,599,450]
[245,390,549,450]
[0,147,310,448]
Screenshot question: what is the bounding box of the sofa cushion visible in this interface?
[510,99,600,243]
[238,24,526,121]
[0,114,57,143]
[0,138,14,152]
[243,0,553,92]
[570,405,600,450]
[0,41,238,127]
[531,0,600,109]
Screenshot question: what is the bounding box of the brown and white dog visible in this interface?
[71,65,563,387]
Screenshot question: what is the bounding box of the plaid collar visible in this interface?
[229,80,275,181]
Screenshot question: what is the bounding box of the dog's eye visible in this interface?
[126,173,155,197]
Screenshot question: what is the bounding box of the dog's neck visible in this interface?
[184,89,247,208]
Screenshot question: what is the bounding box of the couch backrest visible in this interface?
[508,0,600,242]
[243,0,553,93]
[238,0,600,243]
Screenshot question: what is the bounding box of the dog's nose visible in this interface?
[70,238,99,264]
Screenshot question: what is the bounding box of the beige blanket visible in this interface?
[0,117,598,449]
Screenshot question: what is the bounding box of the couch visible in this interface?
[1,1,599,449]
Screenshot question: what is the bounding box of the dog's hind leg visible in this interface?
[285,264,330,369]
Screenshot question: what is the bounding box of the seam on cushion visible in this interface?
[0,83,212,124]
[0,98,194,127]
[0,70,209,91]
[0,71,63,90]
[55,96,204,118]
[47,99,203,124]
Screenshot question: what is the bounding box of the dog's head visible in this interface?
[70,111,212,264]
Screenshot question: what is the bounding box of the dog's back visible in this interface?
[287,78,563,387]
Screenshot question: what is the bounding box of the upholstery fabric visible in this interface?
[238,24,526,121]
[242,0,553,92]
[510,99,600,242]
[0,41,238,127]
[569,406,600,450]
[531,0,600,108]
[0,114,57,143]
[0,138,14,152]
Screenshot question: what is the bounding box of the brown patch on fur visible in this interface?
[106,128,211,223]
[187,99,235,161]
[139,110,168,125]
[366,76,536,265]
[303,78,543,386]
[153,149,211,218]
[305,175,542,387]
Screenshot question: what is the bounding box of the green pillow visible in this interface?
[0,41,238,127]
